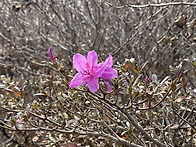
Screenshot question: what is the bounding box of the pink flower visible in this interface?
[48,46,57,62]
[69,51,117,92]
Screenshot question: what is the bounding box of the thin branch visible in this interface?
[137,78,177,110]
[88,92,166,146]
[173,109,196,130]
[106,2,196,8]
[128,2,196,8]
[0,121,142,147]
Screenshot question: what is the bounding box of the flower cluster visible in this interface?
[69,51,117,92]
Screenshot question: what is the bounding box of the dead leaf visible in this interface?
[175,15,187,28]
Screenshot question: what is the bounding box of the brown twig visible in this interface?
[106,2,196,8]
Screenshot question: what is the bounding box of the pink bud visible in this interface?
[145,76,150,83]
[48,46,57,62]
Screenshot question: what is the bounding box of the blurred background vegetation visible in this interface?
[0,0,196,146]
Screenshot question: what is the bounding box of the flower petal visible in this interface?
[95,55,113,77]
[69,73,90,88]
[87,76,99,92]
[101,67,118,80]
[104,79,112,92]
[87,51,98,71]
[73,53,87,72]
[104,55,113,68]
[95,63,107,77]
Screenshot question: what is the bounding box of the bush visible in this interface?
[0,0,196,146]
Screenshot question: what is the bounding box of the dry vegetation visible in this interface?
[0,0,196,146]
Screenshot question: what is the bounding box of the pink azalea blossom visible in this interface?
[48,46,57,62]
[69,51,117,92]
